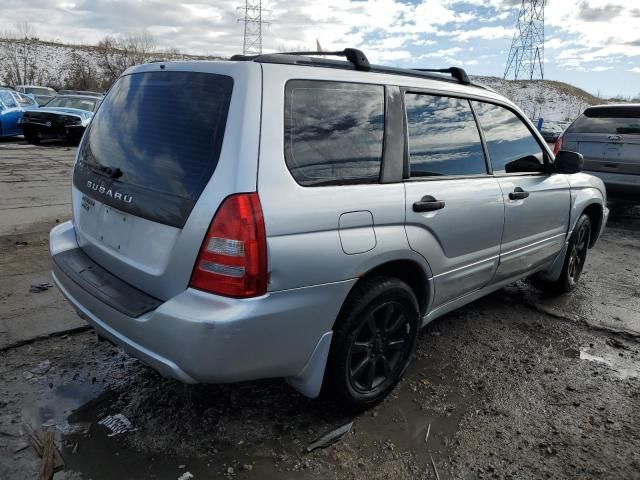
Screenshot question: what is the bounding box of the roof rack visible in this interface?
[413,67,470,85]
[231,48,370,71]
[231,48,479,88]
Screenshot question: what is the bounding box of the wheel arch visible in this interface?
[569,183,605,248]
[582,202,603,248]
[340,259,432,318]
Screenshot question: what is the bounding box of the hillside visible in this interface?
[0,38,602,122]
[0,37,220,90]
[473,76,602,122]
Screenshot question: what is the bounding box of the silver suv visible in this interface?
[558,104,640,201]
[50,49,608,408]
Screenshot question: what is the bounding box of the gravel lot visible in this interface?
[0,142,639,479]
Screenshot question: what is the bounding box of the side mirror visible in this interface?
[554,150,583,174]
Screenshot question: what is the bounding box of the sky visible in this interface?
[3,0,640,98]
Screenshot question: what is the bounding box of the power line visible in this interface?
[504,0,545,80]
[238,1,270,55]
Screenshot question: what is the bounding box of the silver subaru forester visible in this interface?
[50,49,608,408]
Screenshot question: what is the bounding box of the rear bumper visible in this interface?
[585,170,640,200]
[50,221,354,392]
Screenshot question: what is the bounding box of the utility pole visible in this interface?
[238,1,269,55]
[504,0,545,80]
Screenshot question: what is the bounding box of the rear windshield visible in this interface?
[567,106,640,135]
[74,71,233,227]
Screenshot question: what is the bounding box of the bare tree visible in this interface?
[61,50,102,91]
[96,32,158,84]
[0,22,44,86]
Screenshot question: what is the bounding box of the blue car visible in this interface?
[0,89,38,138]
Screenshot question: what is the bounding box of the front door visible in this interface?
[471,101,570,281]
[403,93,504,309]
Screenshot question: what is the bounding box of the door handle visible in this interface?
[509,187,530,200]
[413,195,445,212]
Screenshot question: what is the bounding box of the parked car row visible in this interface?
[0,88,102,144]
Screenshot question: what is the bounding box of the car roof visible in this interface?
[124,49,522,117]
[137,48,492,92]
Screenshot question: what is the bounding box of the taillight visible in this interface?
[553,134,563,155]
[190,193,268,298]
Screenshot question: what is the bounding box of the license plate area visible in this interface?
[98,206,132,252]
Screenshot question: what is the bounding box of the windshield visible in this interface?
[25,87,56,96]
[45,96,100,112]
[15,92,37,107]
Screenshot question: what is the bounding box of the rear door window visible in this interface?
[74,71,233,228]
[284,80,384,186]
[405,94,487,177]
[472,101,545,174]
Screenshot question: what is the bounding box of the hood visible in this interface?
[34,107,93,119]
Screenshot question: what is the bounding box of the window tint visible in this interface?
[405,94,486,177]
[472,102,544,174]
[75,71,233,228]
[0,91,17,109]
[284,80,384,186]
[567,106,640,135]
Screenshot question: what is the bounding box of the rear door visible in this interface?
[403,93,504,308]
[564,106,640,176]
[471,101,570,281]
[71,62,262,300]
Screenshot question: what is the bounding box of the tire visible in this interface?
[325,276,420,409]
[23,128,40,145]
[532,214,591,295]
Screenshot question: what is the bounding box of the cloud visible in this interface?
[451,25,513,42]
[577,1,624,22]
[420,47,463,58]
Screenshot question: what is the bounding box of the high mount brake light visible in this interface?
[190,193,268,298]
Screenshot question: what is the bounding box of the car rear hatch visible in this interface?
[564,105,640,175]
[69,61,262,301]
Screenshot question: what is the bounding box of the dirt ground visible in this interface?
[0,142,639,479]
[0,139,75,236]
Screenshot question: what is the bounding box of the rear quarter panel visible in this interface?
[257,64,431,295]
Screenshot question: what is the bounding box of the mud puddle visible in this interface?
[579,345,640,380]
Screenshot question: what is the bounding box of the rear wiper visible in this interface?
[87,163,123,179]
